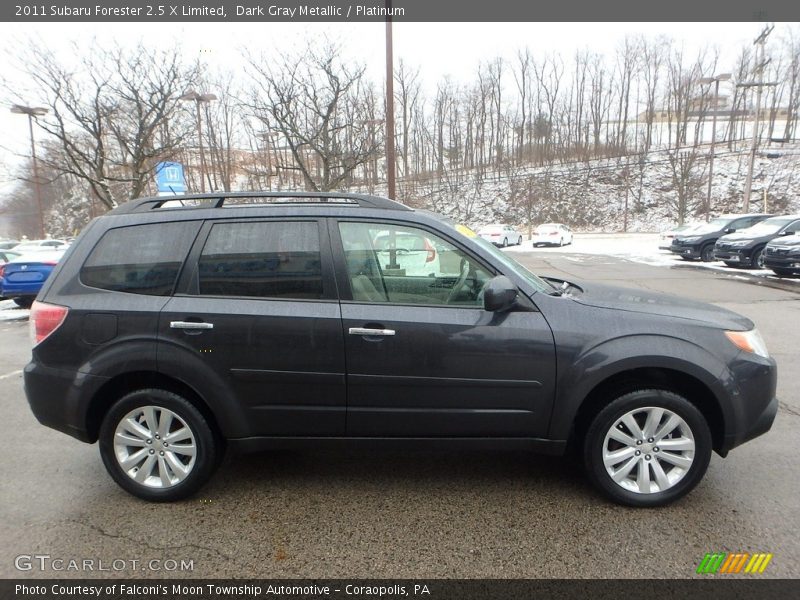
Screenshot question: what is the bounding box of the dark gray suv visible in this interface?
[24,192,777,506]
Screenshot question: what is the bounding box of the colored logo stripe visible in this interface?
[697,552,773,574]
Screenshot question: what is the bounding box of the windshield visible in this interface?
[741,217,796,236]
[470,235,552,294]
[688,218,731,235]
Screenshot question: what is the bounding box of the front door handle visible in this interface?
[170,321,214,330]
[348,327,395,337]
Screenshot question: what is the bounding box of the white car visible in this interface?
[13,239,69,253]
[659,223,700,251]
[532,223,573,247]
[372,231,441,276]
[477,224,523,247]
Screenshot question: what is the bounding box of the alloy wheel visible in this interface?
[602,406,695,494]
[113,405,197,488]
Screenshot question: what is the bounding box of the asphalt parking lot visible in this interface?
[1,253,798,579]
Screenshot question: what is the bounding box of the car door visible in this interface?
[158,218,346,436]
[331,219,556,438]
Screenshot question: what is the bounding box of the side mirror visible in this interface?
[780,230,794,236]
[483,275,518,312]
[724,227,735,234]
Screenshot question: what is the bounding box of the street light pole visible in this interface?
[698,73,731,222]
[179,91,217,193]
[11,104,48,238]
[740,25,774,213]
[384,0,396,200]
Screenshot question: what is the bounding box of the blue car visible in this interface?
[0,250,65,307]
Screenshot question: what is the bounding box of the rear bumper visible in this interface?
[0,281,42,298]
[24,361,109,443]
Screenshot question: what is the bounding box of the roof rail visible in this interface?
[109,191,412,214]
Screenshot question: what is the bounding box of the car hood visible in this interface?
[568,281,752,330]
[768,234,800,247]
[718,231,769,243]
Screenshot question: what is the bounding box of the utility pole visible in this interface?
[698,73,732,222]
[384,0,396,200]
[739,25,775,213]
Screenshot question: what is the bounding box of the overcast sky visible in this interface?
[0,21,778,188]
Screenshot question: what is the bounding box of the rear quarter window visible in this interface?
[81,222,201,296]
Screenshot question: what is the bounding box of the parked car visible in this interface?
[371,230,441,277]
[0,250,65,307]
[25,192,776,507]
[0,250,21,263]
[714,215,800,269]
[670,214,772,262]
[13,239,69,253]
[0,240,20,250]
[532,223,573,247]
[477,224,523,247]
[658,223,700,251]
[764,233,800,277]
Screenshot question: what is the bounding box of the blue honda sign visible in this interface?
[155,162,187,194]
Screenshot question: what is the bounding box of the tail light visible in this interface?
[424,238,436,263]
[549,231,559,236]
[0,264,5,279]
[29,301,68,346]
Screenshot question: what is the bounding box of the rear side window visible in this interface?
[81,222,200,296]
[197,221,323,299]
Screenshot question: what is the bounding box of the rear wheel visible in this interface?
[584,389,712,507]
[99,389,219,502]
[13,297,33,308]
[700,244,715,262]
[559,238,564,247]
[502,237,508,247]
[517,236,523,246]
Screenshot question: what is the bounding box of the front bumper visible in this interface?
[719,353,778,455]
[669,244,701,258]
[714,248,754,265]
[764,253,800,271]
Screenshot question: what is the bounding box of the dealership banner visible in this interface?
[3,579,800,599]
[4,0,800,22]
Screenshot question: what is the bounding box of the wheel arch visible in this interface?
[566,366,726,456]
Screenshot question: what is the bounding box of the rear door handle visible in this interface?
[348,327,395,337]
[170,321,214,330]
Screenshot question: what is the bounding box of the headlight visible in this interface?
[729,241,750,248]
[681,236,701,243]
[725,328,769,358]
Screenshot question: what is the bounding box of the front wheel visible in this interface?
[700,244,715,262]
[99,389,219,502]
[752,247,765,269]
[584,389,712,507]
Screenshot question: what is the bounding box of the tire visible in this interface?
[13,297,33,308]
[99,388,219,502]
[517,236,523,246]
[502,237,508,247]
[752,247,765,270]
[700,244,715,262]
[772,268,794,278]
[559,238,564,247]
[583,389,712,507]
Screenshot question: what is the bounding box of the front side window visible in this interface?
[198,221,323,300]
[338,222,491,306]
[81,222,200,296]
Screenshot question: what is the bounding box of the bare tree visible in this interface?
[9,42,199,209]
[244,41,382,192]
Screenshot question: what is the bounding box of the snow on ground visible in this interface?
[0,299,29,321]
